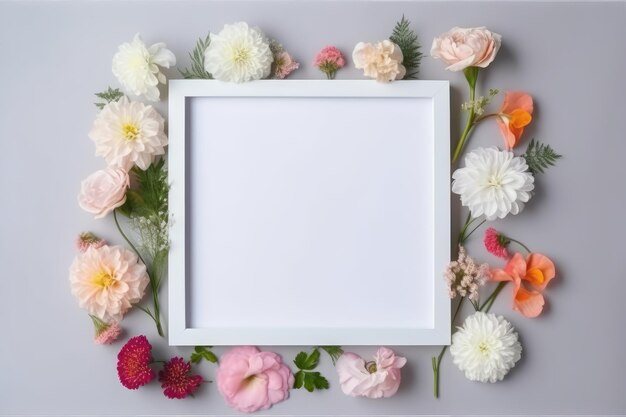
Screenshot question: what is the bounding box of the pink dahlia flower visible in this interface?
[159,357,203,399]
[69,245,149,322]
[484,227,510,259]
[336,347,407,398]
[117,335,156,389]
[216,346,294,413]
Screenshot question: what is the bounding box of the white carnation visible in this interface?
[450,312,522,383]
[452,147,534,220]
[204,22,273,83]
[88,96,167,171]
[112,33,176,102]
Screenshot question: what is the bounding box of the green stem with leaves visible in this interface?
[452,67,480,164]
[114,209,164,337]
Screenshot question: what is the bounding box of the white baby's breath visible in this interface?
[452,147,534,220]
[450,312,522,383]
[112,33,176,101]
[204,22,273,83]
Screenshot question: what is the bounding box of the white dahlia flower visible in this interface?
[450,312,522,383]
[112,33,176,101]
[204,22,273,83]
[452,147,534,220]
[89,96,167,171]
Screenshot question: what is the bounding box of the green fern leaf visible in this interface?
[522,138,562,174]
[389,15,423,79]
[94,86,123,109]
[180,33,213,79]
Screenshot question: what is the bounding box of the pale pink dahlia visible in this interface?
[159,357,203,399]
[69,245,149,322]
[216,346,294,413]
[117,335,156,389]
[444,246,490,300]
[484,227,510,259]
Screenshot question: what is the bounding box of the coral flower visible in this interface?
[159,357,203,399]
[490,252,556,318]
[216,346,293,413]
[496,91,533,149]
[117,335,156,389]
[483,227,509,259]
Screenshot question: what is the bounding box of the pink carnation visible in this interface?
[336,347,407,398]
[313,46,346,79]
[216,346,294,413]
[273,51,299,79]
[76,232,106,253]
[484,227,510,259]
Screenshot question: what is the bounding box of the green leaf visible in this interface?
[303,372,317,392]
[293,370,305,389]
[320,346,344,365]
[313,373,329,390]
[180,33,213,79]
[118,190,146,217]
[389,15,423,79]
[190,346,218,364]
[190,352,202,364]
[294,351,308,369]
[522,138,562,175]
[202,350,218,363]
[94,86,124,109]
[293,349,320,371]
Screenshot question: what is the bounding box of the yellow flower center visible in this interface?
[478,342,490,354]
[122,123,140,141]
[487,174,502,188]
[365,361,378,374]
[232,47,250,65]
[92,271,116,289]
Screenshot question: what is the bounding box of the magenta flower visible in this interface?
[313,46,346,79]
[336,347,407,398]
[159,357,203,399]
[116,335,156,389]
[484,227,510,259]
[216,346,293,413]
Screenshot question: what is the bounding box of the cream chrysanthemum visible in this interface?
[452,147,534,220]
[450,312,522,383]
[204,22,273,83]
[112,33,176,101]
[70,245,149,322]
[89,96,167,171]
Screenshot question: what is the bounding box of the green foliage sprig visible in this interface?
[94,86,123,109]
[292,346,343,391]
[320,346,344,365]
[522,139,562,174]
[190,346,218,364]
[180,33,213,79]
[389,15,422,79]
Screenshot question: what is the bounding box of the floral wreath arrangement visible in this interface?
[69,17,561,412]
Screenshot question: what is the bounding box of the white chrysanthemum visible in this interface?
[204,22,273,83]
[452,147,534,220]
[112,33,176,101]
[69,245,149,323]
[450,312,522,383]
[89,96,167,171]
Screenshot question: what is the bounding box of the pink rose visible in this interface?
[336,347,407,398]
[431,27,502,71]
[216,346,294,413]
[78,167,129,218]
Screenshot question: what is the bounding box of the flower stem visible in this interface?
[113,209,164,337]
[479,281,507,313]
[452,67,480,164]
[509,238,531,254]
[432,296,465,398]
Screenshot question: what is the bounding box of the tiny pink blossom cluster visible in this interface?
[336,347,406,398]
[273,51,300,79]
[313,46,346,79]
[216,346,293,413]
[444,246,490,300]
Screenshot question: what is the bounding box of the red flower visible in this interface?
[117,335,156,389]
[159,357,203,399]
[483,227,509,259]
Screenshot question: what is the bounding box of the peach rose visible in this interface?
[431,27,501,71]
[78,167,129,218]
[352,40,406,83]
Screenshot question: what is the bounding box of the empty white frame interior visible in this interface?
[169,80,450,345]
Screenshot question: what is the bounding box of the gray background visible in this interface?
[1,0,625,415]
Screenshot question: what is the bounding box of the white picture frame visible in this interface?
[168,80,450,346]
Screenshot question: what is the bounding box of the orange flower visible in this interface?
[496,91,533,149]
[490,252,555,318]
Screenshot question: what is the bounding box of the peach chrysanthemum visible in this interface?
[70,245,149,322]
